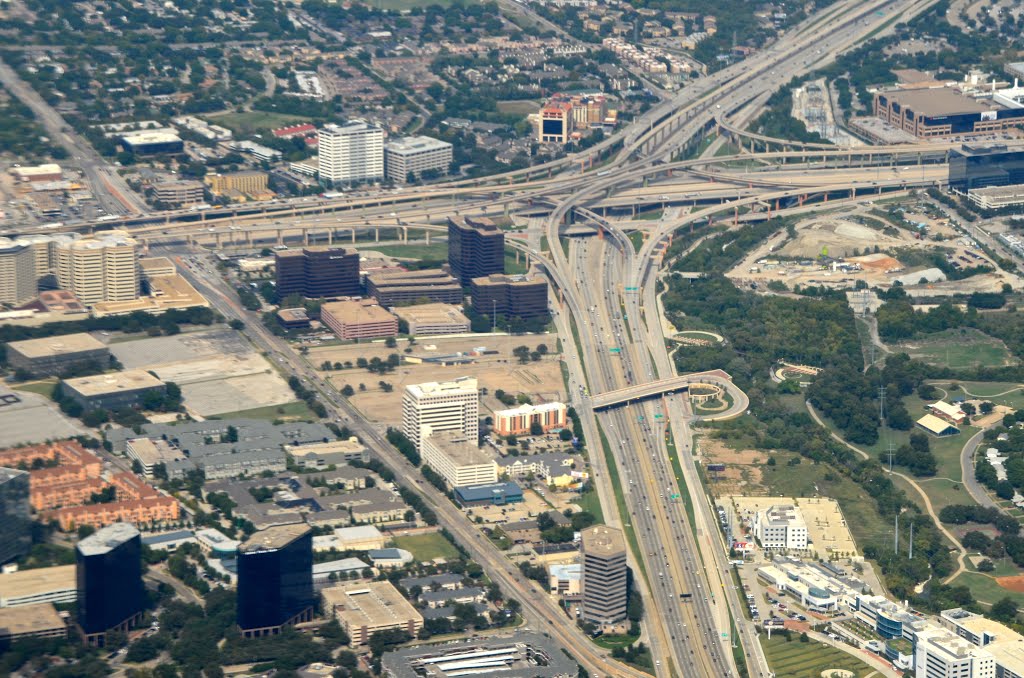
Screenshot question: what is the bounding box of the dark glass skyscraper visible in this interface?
[237,524,314,637]
[0,467,31,565]
[76,522,145,645]
[447,216,504,286]
[948,144,1024,191]
[275,247,360,298]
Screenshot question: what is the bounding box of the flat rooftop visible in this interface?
[321,300,395,325]
[239,523,311,553]
[7,333,106,358]
[881,87,996,116]
[63,369,165,397]
[386,135,452,154]
[471,273,546,288]
[0,603,66,635]
[366,268,459,284]
[382,633,577,678]
[392,303,469,324]
[970,184,1024,198]
[425,430,494,466]
[275,245,357,258]
[0,564,76,599]
[285,438,366,455]
[77,522,140,556]
[581,525,625,557]
[405,376,478,399]
[322,580,422,627]
[138,256,175,273]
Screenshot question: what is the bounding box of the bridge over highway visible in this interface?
[589,370,748,417]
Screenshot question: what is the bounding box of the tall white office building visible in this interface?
[317,121,384,186]
[401,377,479,452]
[55,231,139,305]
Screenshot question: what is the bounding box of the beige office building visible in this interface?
[322,581,422,646]
[421,429,497,488]
[401,377,479,452]
[581,525,628,624]
[0,240,37,305]
[55,232,138,305]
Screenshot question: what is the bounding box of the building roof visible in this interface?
[121,131,182,144]
[405,377,478,399]
[495,401,566,418]
[277,308,310,323]
[881,87,996,116]
[321,580,422,626]
[321,299,396,325]
[239,524,311,553]
[286,438,366,457]
[63,369,164,397]
[334,525,385,541]
[917,413,961,435]
[0,565,76,599]
[385,135,453,155]
[77,522,140,556]
[0,603,66,636]
[195,528,241,552]
[141,529,195,546]
[759,504,806,528]
[312,557,369,575]
[419,586,484,603]
[399,573,464,590]
[138,257,175,273]
[549,563,583,580]
[471,273,547,288]
[454,482,522,503]
[380,633,577,678]
[424,430,494,466]
[581,525,625,557]
[392,303,470,325]
[7,333,106,358]
[366,268,460,286]
[929,401,965,419]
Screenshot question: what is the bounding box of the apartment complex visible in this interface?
[0,468,31,564]
[320,299,399,340]
[447,216,504,286]
[384,135,453,183]
[5,332,110,377]
[76,523,146,646]
[365,268,463,306]
[392,303,470,336]
[753,504,809,550]
[275,246,360,298]
[581,525,628,624]
[401,377,480,451]
[493,402,568,436]
[237,524,315,638]
[470,274,549,320]
[55,232,139,305]
[322,580,423,646]
[318,121,385,185]
[421,430,498,488]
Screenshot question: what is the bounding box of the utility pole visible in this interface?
[886,441,895,473]
[909,521,914,560]
[894,511,899,554]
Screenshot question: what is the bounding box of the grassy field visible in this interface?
[12,380,57,398]
[896,328,1017,370]
[497,100,539,115]
[365,0,453,10]
[575,485,605,524]
[932,381,1024,408]
[948,571,1024,607]
[634,208,663,221]
[212,401,315,422]
[368,242,448,261]
[206,111,309,136]
[504,248,529,275]
[629,231,644,253]
[392,532,461,561]
[760,634,877,678]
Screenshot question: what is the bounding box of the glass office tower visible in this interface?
[76,522,146,645]
[236,524,314,637]
[948,144,1024,191]
[0,467,31,564]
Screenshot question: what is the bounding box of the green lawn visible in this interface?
[634,208,663,221]
[391,533,461,561]
[368,242,448,261]
[933,381,1024,408]
[211,401,315,422]
[575,485,605,524]
[947,571,1024,607]
[496,100,539,116]
[504,248,529,275]
[896,329,1017,370]
[206,111,310,136]
[363,0,452,9]
[628,231,644,253]
[761,634,878,678]
[12,380,57,399]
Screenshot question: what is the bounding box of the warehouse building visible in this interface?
[873,87,1024,138]
[393,303,470,336]
[470,274,549,320]
[320,299,399,340]
[61,370,166,411]
[384,136,453,183]
[365,268,463,306]
[5,333,110,377]
[421,429,498,488]
[322,580,423,646]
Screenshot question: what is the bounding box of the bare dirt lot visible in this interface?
[701,439,766,496]
[997,575,1024,593]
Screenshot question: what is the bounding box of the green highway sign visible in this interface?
[654,414,663,419]
[610,347,621,353]
[625,286,638,292]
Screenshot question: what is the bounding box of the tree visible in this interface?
[529,421,544,436]
[341,384,355,397]
[991,597,1019,623]
[385,337,397,348]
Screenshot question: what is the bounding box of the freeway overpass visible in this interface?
[589,370,747,414]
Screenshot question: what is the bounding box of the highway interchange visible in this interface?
[5,0,1015,674]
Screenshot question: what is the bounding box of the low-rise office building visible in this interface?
[6,333,110,377]
[365,268,464,306]
[320,299,399,340]
[753,504,808,550]
[454,481,523,507]
[421,430,498,488]
[126,438,185,478]
[874,87,1024,138]
[152,180,205,207]
[392,303,470,336]
[384,136,453,183]
[322,580,423,646]
[470,274,549,320]
[286,438,368,468]
[60,370,167,411]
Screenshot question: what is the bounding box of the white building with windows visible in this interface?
[914,626,995,678]
[384,136,453,183]
[753,504,808,550]
[401,377,479,452]
[420,429,497,488]
[318,121,384,186]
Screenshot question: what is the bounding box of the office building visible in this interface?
[125,438,185,478]
[420,430,498,488]
[0,240,36,305]
[384,136,453,183]
[55,232,139,305]
[318,121,384,186]
[322,580,423,646]
[447,216,504,286]
[0,604,68,643]
[275,246,360,299]
[948,144,1024,191]
[967,184,1024,209]
[5,333,111,377]
[0,468,31,565]
[392,303,471,336]
[206,171,270,197]
[401,377,479,451]
[914,626,995,678]
[276,307,312,330]
[873,87,1024,138]
[60,369,166,411]
[10,164,62,183]
[76,523,146,645]
[753,504,808,550]
[237,524,315,637]
[0,564,77,608]
[470,274,549,320]
[120,131,184,155]
[453,481,523,507]
[581,525,628,624]
[152,180,205,207]
[285,438,369,468]
[539,100,573,143]
[320,299,399,340]
[381,633,579,678]
[365,268,464,306]
[494,402,567,436]
[549,563,583,597]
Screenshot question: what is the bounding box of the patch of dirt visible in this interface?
[996,575,1024,593]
